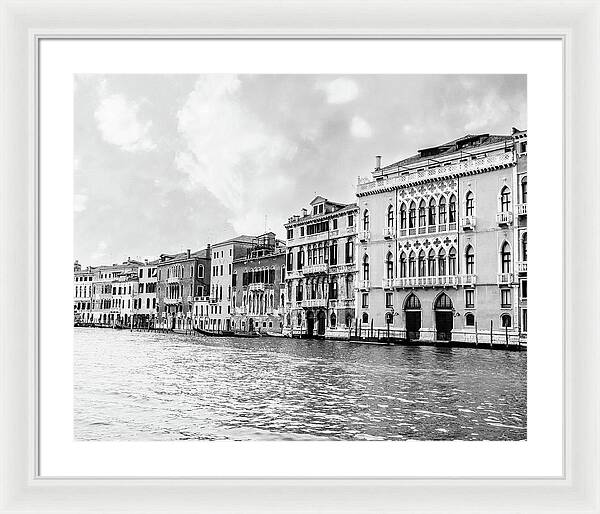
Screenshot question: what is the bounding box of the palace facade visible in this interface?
[73,261,94,323]
[355,130,527,344]
[283,196,358,338]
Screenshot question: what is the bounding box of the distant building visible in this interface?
[283,196,358,338]
[355,130,527,344]
[192,295,211,330]
[73,261,94,323]
[136,259,159,327]
[156,248,211,330]
[513,129,528,341]
[231,232,286,334]
[209,235,257,332]
[110,268,139,327]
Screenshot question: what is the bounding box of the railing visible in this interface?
[164,298,181,305]
[302,298,328,308]
[517,261,528,273]
[497,272,514,285]
[358,230,371,242]
[167,277,180,283]
[358,280,370,290]
[329,229,339,237]
[461,215,476,230]
[303,263,328,274]
[381,278,394,289]
[346,226,357,235]
[393,276,460,288]
[382,226,395,239]
[459,274,477,286]
[496,211,514,225]
[357,152,515,195]
[516,203,527,216]
[329,263,356,274]
[287,270,303,279]
[248,282,266,291]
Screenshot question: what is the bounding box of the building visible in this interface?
[156,248,211,330]
[231,232,286,334]
[110,267,139,327]
[137,259,159,327]
[355,130,527,344]
[208,235,257,332]
[73,261,94,323]
[191,295,211,330]
[513,129,528,342]
[283,196,358,338]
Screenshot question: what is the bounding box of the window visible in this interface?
[501,314,512,328]
[399,252,407,278]
[521,279,528,299]
[465,191,474,216]
[409,202,416,228]
[362,254,370,280]
[465,313,475,326]
[438,248,446,276]
[418,200,426,227]
[298,248,305,269]
[427,249,436,276]
[139,269,144,278]
[418,250,426,277]
[448,247,457,275]
[408,251,416,277]
[300,226,305,236]
[348,214,354,227]
[287,252,293,271]
[465,289,474,308]
[405,293,421,310]
[362,312,369,324]
[465,245,475,274]
[520,141,527,154]
[385,292,393,308]
[500,186,511,212]
[333,218,338,230]
[449,195,457,223]
[428,198,436,225]
[501,288,511,308]
[438,197,447,224]
[400,203,407,229]
[501,242,512,273]
[434,293,453,310]
[386,252,394,279]
[345,239,354,264]
[361,292,369,308]
[522,309,528,332]
[387,205,394,227]
[521,232,528,261]
[329,244,337,265]
[330,313,337,327]
[521,177,527,204]
[362,210,370,231]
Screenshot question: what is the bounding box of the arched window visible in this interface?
[521,177,528,204]
[465,191,474,216]
[298,282,303,301]
[418,200,426,227]
[404,293,421,310]
[465,313,475,327]
[438,248,447,276]
[363,210,370,231]
[448,247,457,275]
[386,252,394,279]
[408,251,416,277]
[501,242,511,273]
[418,250,426,277]
[400,203,407,229]
[434,293,453,310]
[345,313,353,328]
[500,186,511,212]
[501,314,512,327]
[387,205,394,227]
[449,195,457,223]
[438,197,447,224]
[428,198,437,225]
[330,313,337,327]
[522,232,528,261]
[428,249,436,276]
[198,264,204,278]
[465,245,475,275]
[399,252,407,278]
[362,312,369,324]
[286,313,291,327]
[409,202,416,228]
[362,254,370,280]
[297,313,302,326]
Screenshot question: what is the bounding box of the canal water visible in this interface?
[74,328,526,441]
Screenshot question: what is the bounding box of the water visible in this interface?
[74,328,526,441]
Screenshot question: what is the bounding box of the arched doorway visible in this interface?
[306,310,315,337]
[249,318,254,332]
[434,293,453,341]
[317,310,326,336]
[404,293,421,340]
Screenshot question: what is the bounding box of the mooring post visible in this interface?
[505,325,509,348]
[490,319,493,346]
[370,319,374,338]
[475,320,479,347]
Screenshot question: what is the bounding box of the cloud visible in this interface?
[350,116,372,138]
[91,240,108,263]
[176,75,297,234]
[94,93,156,152]
[317,78,359,104]
[74,194,88,213]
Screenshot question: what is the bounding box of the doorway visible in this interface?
[404,293,422,340]
[306,310,315,338]
[434,293,453,341]
[317,310,326,336]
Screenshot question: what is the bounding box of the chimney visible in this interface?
[187,249,191,258]
[206,243,211,257]
[144,258,148,265]
[375,155,382,170]
[301,208,307,217]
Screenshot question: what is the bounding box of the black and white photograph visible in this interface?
[73,73,527,442]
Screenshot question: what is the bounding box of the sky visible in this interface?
[74,74,526,266]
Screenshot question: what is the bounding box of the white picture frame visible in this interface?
[1,0,598,512]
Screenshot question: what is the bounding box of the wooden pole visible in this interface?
[475,319,479,347]
[505,324,509,348]
[490,319,493,346]
[370,319,374,338]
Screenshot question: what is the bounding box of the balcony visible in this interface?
[329,263,356,274]
[382,226,395,239]
[164,298,181,305]
[248,282,266,291]
[497,273,514,285]
[303,263,328,275]
[358,280,370,290]
[496,211,514,226]
[167,276,180,284]
[302,298,328,308]
[346,225,357,235]
[329,229,339,237]
[358,230,371,242]
[459,274,477,286]
[516,203,527,216]
[393,276,461,288]
[517,261,528,273]
[381,278,394,289]
[287,269,303,280]
[461,216,476,230]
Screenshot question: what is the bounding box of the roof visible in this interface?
[380,133,512,172]
[157,248,209,264]
[285,202,358,227]
[211,235,257,247]
[310,195,328,205]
